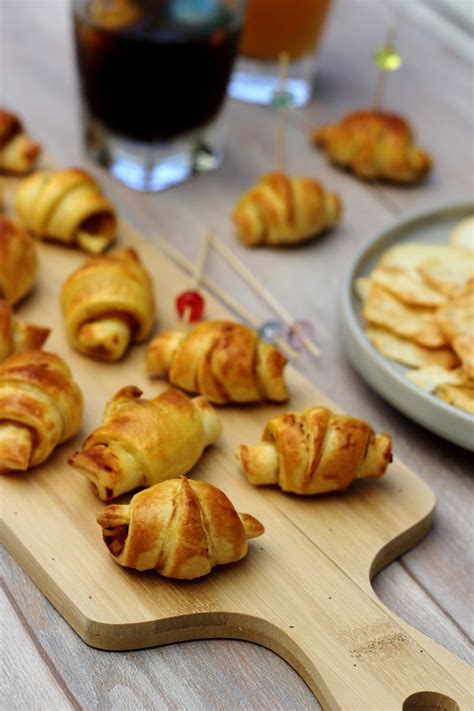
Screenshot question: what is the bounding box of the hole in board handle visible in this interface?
[403,691,460,711]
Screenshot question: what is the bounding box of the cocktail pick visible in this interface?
[372,29,402,109]
[175,229,211,325]
[209,234,321,360]
[272,51,294,172]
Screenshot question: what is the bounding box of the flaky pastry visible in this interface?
[97,476,264,579]
[146,320,288,404]
[69,386,222,500]
[233,171,341,246]
[237,407,392,494]
[0,109,41,174]
[0,215,37,305]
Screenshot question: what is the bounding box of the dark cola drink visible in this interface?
[74,0,241,141]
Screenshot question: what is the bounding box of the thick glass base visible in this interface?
[83,115,223,192]
[229,55,317,107]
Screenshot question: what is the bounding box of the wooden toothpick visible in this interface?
[209,234,321,359]
[181,229,211,326]
[372,28,401,110]
[274,51,290,173]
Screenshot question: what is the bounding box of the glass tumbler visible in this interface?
[229,0,332,107]
[72,0,246,191]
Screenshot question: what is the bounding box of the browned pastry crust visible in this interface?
[0,301,50,362]
[0,214,38,305]
[237,407,392,494]
[69,386,222,500]
[312,110,432,184]
[15,168,116,253]
[0,350,83,473]
[232,171,341,246]
[0,109,41,174]
[146,320,288,404]
[96,476,264,579]
[61,247,155,361]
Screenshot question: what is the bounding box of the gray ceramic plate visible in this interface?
[341,201,474,451]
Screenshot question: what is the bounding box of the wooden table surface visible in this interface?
[1,1,473,709]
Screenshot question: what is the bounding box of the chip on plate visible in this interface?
[368,327,459,369]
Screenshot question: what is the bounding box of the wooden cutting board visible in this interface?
[0,211,471,710]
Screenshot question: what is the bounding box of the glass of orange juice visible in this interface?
[229,0,332,106]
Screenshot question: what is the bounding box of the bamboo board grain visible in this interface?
[0,216,471,710]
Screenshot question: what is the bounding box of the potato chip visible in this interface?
[419,255,474,298]
[379,243,466,270]
[449,216,474,253]
[367,327,459,369]
[436,286,474,342]
[405,366,469,392]
[363,284,448,348]
[452,334,474,380]
[354,277,371,302]
[435,384,474,414]
[371,266,446,307]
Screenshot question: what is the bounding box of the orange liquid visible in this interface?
[240,0,331,62]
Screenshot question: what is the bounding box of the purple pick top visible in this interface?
[287,320,315,350]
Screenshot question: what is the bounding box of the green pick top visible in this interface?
[373,47,402,71]
[271,89,294,109]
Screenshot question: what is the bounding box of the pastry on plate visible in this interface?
[0,350,83,473]
[61,247,155,361]
[146,320,288,404]
[232,171,341,246]
[0,301,49,362]
[312,110,431,184]
[237,406,392,494]
[15,168,116,253]
[69,386,222,500]
[0,109,41,174]
[0,214,37,305]
[96,476,264,579]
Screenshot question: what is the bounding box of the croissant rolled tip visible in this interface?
[240,512,265,540]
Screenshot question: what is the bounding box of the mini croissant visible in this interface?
[0,215,37,305]
[96,476,264,579]
[0,350,83,473]
[15,168,116,253]
[0,109,41,174]
[146,320,288,404]
[232,172,341,246]
[61,247,155,361]
[237,407,392,494]
[0,301,50,362]
[69,386,222,500]
[312,110,432,184]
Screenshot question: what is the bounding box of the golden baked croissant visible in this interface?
[312,110,432,184]
[61,247,155,361]
[15,168,116,253]
[0,301,50,362]
[146,320,288,404]
[232,172,341,246]
[0,215,37,305]
[69,386,222,501]
[96,476,264,579]
[0,109,41,174]
[237,407,392,494]
[0,350,83,473]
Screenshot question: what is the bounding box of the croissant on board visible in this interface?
[232,172,341,246]
[96,476,264,579]
[146,320,288,404]
[15,168,116,253]
[0,215,37,305]
[0,350,83,473]
[0,301,50,362]
[61,247,155,361]
[237,407,392,495]
[312,110,432,184]
[0,109,41,174]
[69,386,222,501]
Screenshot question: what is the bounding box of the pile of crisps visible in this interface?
[356,216,474,414]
